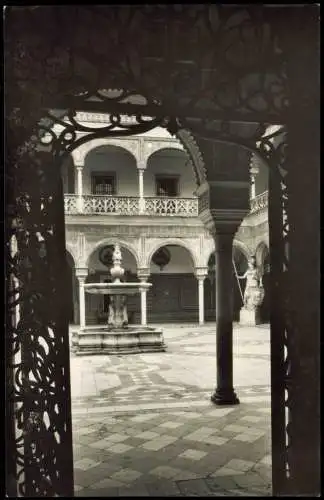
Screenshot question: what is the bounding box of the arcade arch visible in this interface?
[85,243,139,325]
[148,243,197,323]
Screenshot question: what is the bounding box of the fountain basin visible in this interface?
[71,325,166,355]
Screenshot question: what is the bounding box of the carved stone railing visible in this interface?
[144,197,198,216]
[64,194,199,216]
[64,194,78,214]
[250,191,268,214]
[83,195,140,215]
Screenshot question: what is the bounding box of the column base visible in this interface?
[211,388,240,406]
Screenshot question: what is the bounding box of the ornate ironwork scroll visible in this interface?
[258,128,290,494]
[6,117,74,496]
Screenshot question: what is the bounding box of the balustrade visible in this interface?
[64,194,199,216]
[250,191,268,214]
[64,193,268,216]
[144,197,198,216]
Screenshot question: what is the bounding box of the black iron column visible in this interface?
[211,228,239,405]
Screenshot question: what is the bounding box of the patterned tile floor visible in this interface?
[71,323,272,496]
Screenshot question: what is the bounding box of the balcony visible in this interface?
[64,191,269,217]
[64,194,199,217]
[250,191,268,214]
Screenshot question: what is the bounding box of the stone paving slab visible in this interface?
[71,323,272,496]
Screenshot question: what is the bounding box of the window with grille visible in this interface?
[155,176,179,197]
[92,173,116,195]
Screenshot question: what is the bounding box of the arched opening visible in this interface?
[66,251,78,324]
[86,243,138,325]
[146,147,196,202]
[148,244,196,323]
[205,246,249,322]
[84,145,137,199]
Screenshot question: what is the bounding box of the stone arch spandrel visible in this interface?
[71,137,140,166]
[144,140,185,165]
[84,238,140,269]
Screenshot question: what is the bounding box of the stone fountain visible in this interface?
[71,244,166,355]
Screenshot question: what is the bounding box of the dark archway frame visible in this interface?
[5,5,319,497]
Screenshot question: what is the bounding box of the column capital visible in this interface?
[195,267,208,280]
[137,160,147,171]
[76,268,88,279]
[200,208,248,239]
[137,268,150,281]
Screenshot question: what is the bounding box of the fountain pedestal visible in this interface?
[71,244,166,355]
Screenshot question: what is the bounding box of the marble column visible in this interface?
[76,269,88,328]
[138,168,145,214]
[195,269,208,325]
[211,230,240,405]
[138,269,150,326]
[76,166,84,213]
[140,280,148,326]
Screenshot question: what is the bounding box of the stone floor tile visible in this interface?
[110,467,143,483]
[223,424,252,433]
[134,430,160,440]
[74,484,84,492]
[211,467,245,477]
[224,458,256,472]
[176,478,212,496]
[204,436,229,445]
[234,433,263,443]
[174,470,204,481]
[178,448,208,461]
[240,415,263,423]
[130,413,157,422]
[260,454,272,466]
[74,457,101,471]
[205,408,236,418]
[89,477,125,489]
[146,479,182,497]
[233,471,269,488]
[141,435,177,451]
[117,484,150,496]
[149,465,183,479]
[159,421,183,429]
[206,475,244,490]
[108,442,134,454]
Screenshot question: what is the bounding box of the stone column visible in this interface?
[76,269,88,328]
[138,168,145,214]
[211,229,240,405]
[76,166,84,213]
[138,269,150,326]
[195,268,208,325]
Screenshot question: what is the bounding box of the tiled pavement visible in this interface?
[71,323,272,496]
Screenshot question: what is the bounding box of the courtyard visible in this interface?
[71,323,272,496]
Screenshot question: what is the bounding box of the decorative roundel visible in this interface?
[98,245,114,267]
[152,247,171,270]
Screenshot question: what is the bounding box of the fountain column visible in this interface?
[76,268,88,328]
